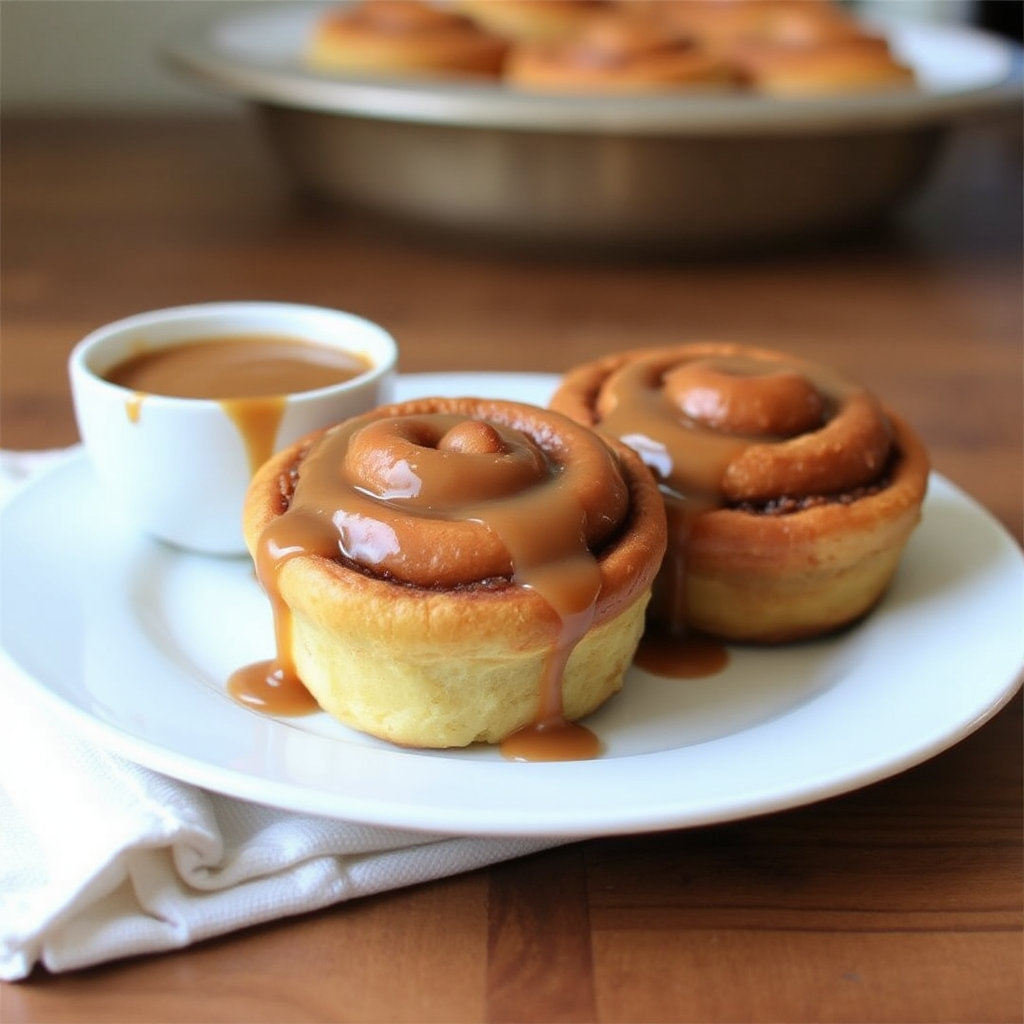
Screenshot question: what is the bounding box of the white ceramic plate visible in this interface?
[164,3,1023,133]
[2,373,1022,837]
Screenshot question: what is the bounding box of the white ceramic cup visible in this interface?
[69,301,398,556]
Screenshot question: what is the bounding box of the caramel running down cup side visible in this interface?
[235,396,667,759]
[549,342,930,645]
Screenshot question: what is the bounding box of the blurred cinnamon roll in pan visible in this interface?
[306,0,509,78]
[550,343,929,643]
[638,0,915,94]
[730,35,916,96]
[505,13,738,92]
[239,397,666,756]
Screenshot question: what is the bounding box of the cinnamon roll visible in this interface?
[236,397,666,756]
[644,0,915,95]
[642,0,865,49]
[504,13,737,92]
[731,35,916,96]
[550,344,929,643]
[306,0,509,79]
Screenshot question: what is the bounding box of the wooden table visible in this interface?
[2,114,1021,1023]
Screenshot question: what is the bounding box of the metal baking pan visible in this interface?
[165,3,1023,253]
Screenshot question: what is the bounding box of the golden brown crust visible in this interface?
[684,412,929,640]
[550,342,930,642]
[306,0,510,78]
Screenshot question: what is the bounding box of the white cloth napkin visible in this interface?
[0,449,564,981]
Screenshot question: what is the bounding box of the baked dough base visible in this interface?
[289,583,649,747]
[678,413,929,642]
[306,6,508,77]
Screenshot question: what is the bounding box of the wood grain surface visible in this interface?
[1,113,1021,1024]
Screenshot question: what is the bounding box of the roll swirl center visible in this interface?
[663,356,827,437]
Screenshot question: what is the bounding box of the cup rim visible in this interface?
[68,301,398,406]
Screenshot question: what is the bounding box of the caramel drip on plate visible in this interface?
[227,659,320,717]
[576,347,894,670]
[230,404,631,760]
[633,628,730,679]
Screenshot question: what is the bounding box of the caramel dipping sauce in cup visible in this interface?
[69,302,398,555]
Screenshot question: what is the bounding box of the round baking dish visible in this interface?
[164,3,1022,253]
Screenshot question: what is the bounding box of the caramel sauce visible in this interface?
[125,392,143,425]
[105,334,371,400]
[108,334,373,477]
[634,629,729,679]
[221,396,289,479]
[501,719,602,762]
[227,663,320,717]
[231,405,632,761]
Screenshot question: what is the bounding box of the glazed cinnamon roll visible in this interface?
[730,35,916,96]
[550,344,929,643]
[644,0,915,95]
[504,13,737,92]
[306,0,509,78]
[642,0,866,50]
[235,397,666,756]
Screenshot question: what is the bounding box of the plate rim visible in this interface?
[2,371,1022,837]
